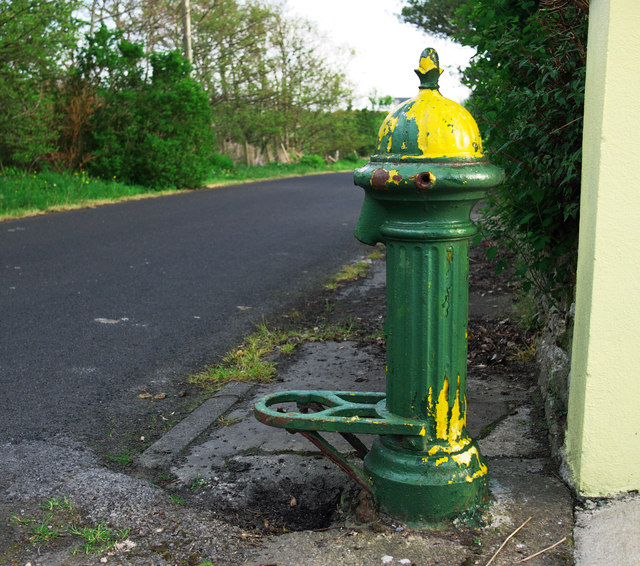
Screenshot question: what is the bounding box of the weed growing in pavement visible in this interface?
[367,244,385,261]
[189,319,357,392]
[507,336,538,363]
[190,477,209,492]
[42,496,73,511]
[324,245,384,290]
[9,497,129,556]
[105,450,133,466]
[168,494,185,505]
[324,260,371,290]
[217,415,242,427]
[279,342,296,355]
[68,523,130,555]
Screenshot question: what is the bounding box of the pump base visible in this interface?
[363,436,488,525]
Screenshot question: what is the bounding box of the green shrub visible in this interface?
[211,153,235,172]
[71,26,213,189]
[343,152,360,163]
[0,0,79,170]
[453,1,587,311]
[299,154,325,168]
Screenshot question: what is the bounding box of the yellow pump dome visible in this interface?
[373,48,483,161]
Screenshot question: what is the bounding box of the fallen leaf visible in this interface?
[138,393,152,399]
[289,496,297,506]
[153,393,167,400]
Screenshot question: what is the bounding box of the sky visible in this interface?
[277,0,475,107]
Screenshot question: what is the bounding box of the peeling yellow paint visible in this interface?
[452,447,475,467]
[387,169,401,185]
[427,437,470,457]
[419,426,426,436]
[378,115,399,153]
[428,376,466,443]
[418,53,442,76]
[448,377,464,442]
[465,459,488,483]
[375,88,484,160]
[435,456,449,466]
[435,379,449,439]
[449,445,488,482]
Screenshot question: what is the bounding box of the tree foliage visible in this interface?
[401,0,587,310]
[80,0,358,163]
[70,25,213,188]
[0,0,79,169]
[399,0,471,38]
[1,0,384,185]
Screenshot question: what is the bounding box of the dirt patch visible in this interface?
[178,456,353,535]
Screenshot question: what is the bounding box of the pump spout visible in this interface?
[354,192,386,246]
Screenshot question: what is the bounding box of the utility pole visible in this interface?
[182,0,192,64]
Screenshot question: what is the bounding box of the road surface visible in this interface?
[0,173,368,449]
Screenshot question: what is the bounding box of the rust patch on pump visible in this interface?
[415,171,436,190]
[371,168,390,190]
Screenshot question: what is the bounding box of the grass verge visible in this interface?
[188,319,358,392]
[0,169,178,221]
[0,158,366,221]
[204,158,366,187]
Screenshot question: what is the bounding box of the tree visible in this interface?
[0,0,80,169]
[79,0,354,164]
[399,0,471,38]
[70,25,213,188]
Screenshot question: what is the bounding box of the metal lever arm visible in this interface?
[254,389,427,436]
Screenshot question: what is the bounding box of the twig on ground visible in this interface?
[485,516,532,566]
[515,537,567,563]
[311,525,347,532]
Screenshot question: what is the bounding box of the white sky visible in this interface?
[277,0,475,107]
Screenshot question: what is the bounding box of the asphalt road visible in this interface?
[0,172,369,446]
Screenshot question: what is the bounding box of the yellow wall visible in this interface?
[565,0,640,495]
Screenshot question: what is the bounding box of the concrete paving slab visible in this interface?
[170,338,531,486]
[482,458,574,565]
[574,495,640,566]
[479,405,546,458]
[139,381,252,469]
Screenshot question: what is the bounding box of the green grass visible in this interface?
[205,157,367,187]
[324,245,385,290]
[0,158,367,221]
[189,319,357,392]
[105,449,133,467]
[9,497,129,556]
[324,260,372,290]
[0,169,176,221]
